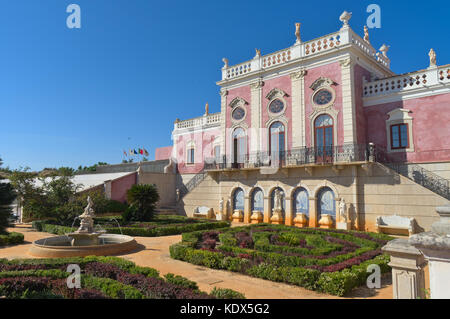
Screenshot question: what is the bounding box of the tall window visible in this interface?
[187,148,195,164]
[314,114,333,162]
[232,128,246,167]
[214,145,221,163]
[252,188,264,213]
[390,124,409,149]
[233,188,245,211]
[269,122,285,159]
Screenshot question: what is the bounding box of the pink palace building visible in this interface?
[157,11,450,234]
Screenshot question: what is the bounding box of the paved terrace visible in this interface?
[0,224,410,299]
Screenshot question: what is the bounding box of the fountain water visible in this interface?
[29,197,137,258]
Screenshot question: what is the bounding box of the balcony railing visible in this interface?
[204,144,373,170]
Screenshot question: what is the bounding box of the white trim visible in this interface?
[386,108,415,153]
[363,86,450,107]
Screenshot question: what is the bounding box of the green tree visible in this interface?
[0,158,17,233]
[122,184,159,222]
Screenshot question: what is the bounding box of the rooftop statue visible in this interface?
[379,44,390,57]
[429,48,437,67]
[254,48,261,58]
[295,23,301,43]
[205,102,209,116]
[339,11,352,27]
[364,26,370,44]
[222,57,229,69]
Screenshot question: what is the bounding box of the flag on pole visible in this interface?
[123,150,127,157]
[143,148,149,157]
[139,148,144,155]
[129,149,133,156]
[133,149,138,155]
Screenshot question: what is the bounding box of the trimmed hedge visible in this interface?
[32,219,231,237]
[0,232,24,246]
[0,256,245,299]
[170,225,393,297]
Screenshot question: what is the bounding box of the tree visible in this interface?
[122,184,159,222]
[0,158,17,233]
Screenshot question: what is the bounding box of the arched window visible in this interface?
[270,122,285,162]
[251,188,264,213]
[270,187,285,215]
[232,128,246,168]
[293,188,309,216]
[314,115,333,162]
[233,188,245,211]
[317,187,335,219]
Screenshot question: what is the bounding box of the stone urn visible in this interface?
[270,209,284,225]
[293,213,308,228]
[232,209,244,223]
[250,211,263,224]
[318,214,334,229]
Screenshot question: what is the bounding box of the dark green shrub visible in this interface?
[0,232,24,246]
[210,287,245,299]
[164,273,199,290]
[0,182,16,233]
[122,184,159,222]
[316,270,359,296]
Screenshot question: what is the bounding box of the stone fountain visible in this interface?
[29,197,137,258]
[67,196,104,246]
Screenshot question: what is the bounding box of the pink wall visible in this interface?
[304,62,343,147]
[365,92,450,163]
[175,128,221,174]
[111,172,137,203]
[155,146,173,161]
[261,75,292,151]
[354,64,372,144]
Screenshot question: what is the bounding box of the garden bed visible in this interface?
[0,256,244,299]
[32,215,230,237]
[169,224,393,296]
[0,232,24,246]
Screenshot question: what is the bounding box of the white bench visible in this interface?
[376,215,417,236]
[193,206,214,219]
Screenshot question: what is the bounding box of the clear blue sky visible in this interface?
[1,0,448,171]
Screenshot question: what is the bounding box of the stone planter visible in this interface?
[250,211,263,224]
[270,209,284,225]
[318,214,334,229]
[293,213,308,228]
[232,209,244,223]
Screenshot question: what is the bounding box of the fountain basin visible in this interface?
[29,234,138,258]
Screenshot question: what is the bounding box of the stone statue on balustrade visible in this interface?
[295,23,301,43]
[429,49,437,67]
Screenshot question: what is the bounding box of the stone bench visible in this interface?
[193,206,214,219]
[376,215,417,236]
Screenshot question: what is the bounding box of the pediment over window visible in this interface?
[310,77,335,90]
[387,108,413,121]
[266,88,288,100]
[229,97,248,108]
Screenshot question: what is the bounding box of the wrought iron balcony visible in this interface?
[204,143,374,171]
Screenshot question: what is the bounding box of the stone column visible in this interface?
[219,88,228,165]
[285,196,293,226]
[263,196,271,223]
[409,204,450,299]
[309,197,317,227]
[290,70,307,148]
[243,196,251,224]
[382,239,426,299]
[250,79,264,153]
[339,57,357,144]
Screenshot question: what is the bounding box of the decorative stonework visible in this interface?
[310,77,335,91]
[220,88,228,97]
[385,108,414,153]
[266,88,288,100]
[250,79,264,90]
[229,97,248,108]
[290,69,307,80]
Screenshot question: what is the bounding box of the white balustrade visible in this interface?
[174,113,221,131]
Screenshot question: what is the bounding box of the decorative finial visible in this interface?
[222,57,229,69]
[254,48,261,58]
[205,102,209,116]
[429,48,437,67]
[363,26,370,44]
[295,23,301,43]
[379,44,390,57]
[339,11,352,28]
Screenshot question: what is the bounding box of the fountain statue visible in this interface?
[29,196,137,257]
[67,196,105,246]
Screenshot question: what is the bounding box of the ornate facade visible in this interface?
[161,12,450,232]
